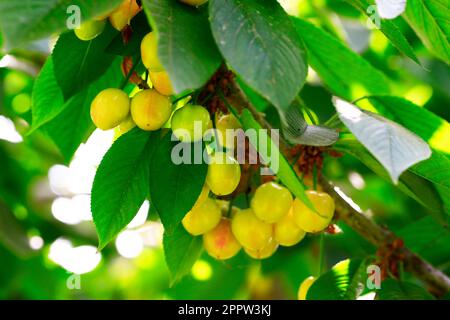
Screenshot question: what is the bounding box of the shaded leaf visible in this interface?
[378,279,435,300]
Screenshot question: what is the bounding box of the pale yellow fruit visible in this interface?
[130,89,172,131]
[251,182,293,223]
[203,219,241,260]
[297,276,316,300]
[90,88,130,130]
[274,208,306,246]
[74,20,106,41]
[182,198,221,236]
[171,105,212,142]
[215,113,242,150]
[244,238,278,260]
[231,208,273,251]
[109,0,141,31]
[150,71,174,96]
[141,32,164,72]
[206,152,241,196]
[292,190,335,233]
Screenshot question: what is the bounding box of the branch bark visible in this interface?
[227,78,450,297]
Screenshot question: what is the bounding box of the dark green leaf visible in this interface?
[404,0,450,65]
[142,0,222,93]
[209,0,307,112]
[0,0,123,50]
[30,58,65,131]
[307,259,365,300]
[42,59,123,162]
[149,132,208,234]
[92,129,157,249]
[52,23,118,100]
[292,18,389,100]
[378,279,435,300]
[163,224,203,285]
[345,0,419,64]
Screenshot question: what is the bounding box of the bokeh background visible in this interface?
[0,0,449,299]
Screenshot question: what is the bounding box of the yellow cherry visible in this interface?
[203,219,241,260]
[114,116,136,140]
[150,71,174,96]
[171,105,212,142]
[141,32,164,72]
[130,89,172,131]
[215,113,242,150]
[251,182,293,223]
[192,185,210,210]
[298,276,316,300]
[244,238,278,260]
[74,20,106,41]
[292,190,335,233]
[231,208,273,251]
[109,0,141,31]
[274,208,306,246]
[179,0,208,6]
[90,88,130,130]
[206,152,241,196]
[182,197,221,236]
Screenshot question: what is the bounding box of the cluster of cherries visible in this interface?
[74,0,335,300]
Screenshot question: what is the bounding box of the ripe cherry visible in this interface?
[90,88,130,130]
[203,218,241,260]
[150,71,174,96]
[114,116,136,140]
[109,0,141,31]
[141,32,164,72]
[231,208,273,251]
[130,89,172,131]
[206,152,241,196]
[171,104,212,142]
[215,113,242,150]
[245,238,278,260]
[274,207,306,246]
[182,197,221,236]
[251,182,293,223]
[297,276,316,300]
[75,20,106,41]
[292,190,335,233]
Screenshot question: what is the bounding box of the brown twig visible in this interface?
[227,76,450,297]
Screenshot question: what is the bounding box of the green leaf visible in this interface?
[42,58,123,162]
[142,0,222,94]
[0,0,123,51]
[92,129,156,249]
[334,97,431,183]
[397,216,450,265]
[307,259,365,300]
[345,0,419,64]
[149,132,208,234]
[404,0,450,65]
[52,23,118,100]
[292,18,389,100]
[378,279,435,300]
[163,224,203,285]
[365,96,450,154]
[334,138,447,221]
[209,0,307,112]
[237,109,314,210]
[31,58,64,131]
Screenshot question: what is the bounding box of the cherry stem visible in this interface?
[120,56,141,90]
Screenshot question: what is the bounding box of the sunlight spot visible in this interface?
[348,171,366,190]
[428,122,450,154]
[51,197,83,225]
[0,116,23,143]
[358,291,376,300]
[116,230,144,259]
[29,235,44,250]
[405,85,433,107]
[49,238,101,274]
[191,260,213,281]
[140,222,164,248]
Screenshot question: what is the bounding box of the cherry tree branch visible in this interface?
[227,78,450,297]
